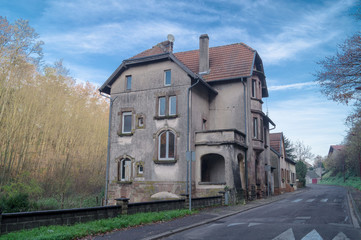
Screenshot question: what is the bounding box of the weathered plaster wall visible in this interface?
[108,60,191,201]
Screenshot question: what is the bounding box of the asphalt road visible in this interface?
[164,185,361,240]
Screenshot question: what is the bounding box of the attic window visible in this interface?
[164,70,171,86]
[126,75,132,90]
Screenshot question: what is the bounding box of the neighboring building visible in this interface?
[328,145,344,158]
[306,170,321,184]
[99,34,275,203]
[270,132,296,194]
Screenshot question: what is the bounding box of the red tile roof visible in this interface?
[130,41,256,83]
[331,145,344,151]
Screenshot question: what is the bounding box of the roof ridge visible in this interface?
[175,42,254,54]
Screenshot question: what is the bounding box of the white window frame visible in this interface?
[122,112,132,134]
[164,70,171,86]
[119,158,131,181]
[158,97,166,116]
[169,96,176,116]
[137,164,143,174]
[158,131,175,160]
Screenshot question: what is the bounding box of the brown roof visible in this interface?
[174,43,255,82]
[270,132,282,154]
[331,145,344,151]
[131,42,256,83]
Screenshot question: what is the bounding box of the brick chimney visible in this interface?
[199,34,209,74]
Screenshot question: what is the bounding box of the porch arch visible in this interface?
[200,153,225,183]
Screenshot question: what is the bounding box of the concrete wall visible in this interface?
[0,196,222,234]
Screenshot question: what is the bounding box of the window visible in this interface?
[158,131,175,160]
[157,96,177,117]
[159,97,166,116]
[260,119,264,141]
[118,158,131,181]
[138,117,144,127]
[164,70,171,86]
[126,75,132,90]
[122,112,132,134]
[252,79,256,98]
[137,164,143,174]
[169,96,177,116]
[253,117,258,139]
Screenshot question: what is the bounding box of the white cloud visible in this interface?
[269,82,317,91]
[254,0,355,64]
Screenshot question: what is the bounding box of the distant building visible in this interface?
[99,34,275,203]
[270,132,296,194]
[306,170,321,184]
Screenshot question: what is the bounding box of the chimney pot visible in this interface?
[199,34,209,74]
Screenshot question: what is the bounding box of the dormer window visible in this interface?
[164,70,171,86]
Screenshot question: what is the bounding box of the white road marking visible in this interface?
[227,222,246,227]
[321,198,328,202]
[272,228,295,240]
[248,223,262,227]
[296,216,311,220]
[332,232,350,240]
[301,229,323,240]
[306,199,315,202]
[292,199,303,203]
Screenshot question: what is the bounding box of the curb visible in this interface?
[144,189,307,240]
[348,189,361,228]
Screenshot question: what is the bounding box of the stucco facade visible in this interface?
[100,35,274,203]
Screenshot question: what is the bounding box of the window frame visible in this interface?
[164,70,171,86]
[253,117,258,139]
[118,158,132,182]
[252,79,257,98]
[122,112,132,134]
[169,96,177,116]
[158,130,175,161]
[126,75,132,90]
[158,97,166,116]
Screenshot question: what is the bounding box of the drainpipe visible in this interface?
[100,92,118,206]
[187,78,200,211]
[242,78,249,199]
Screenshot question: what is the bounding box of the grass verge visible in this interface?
[0,209,196,240]
[319,172,361,191]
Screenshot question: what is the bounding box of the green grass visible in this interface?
[319,172,361,190]
[0,209,196,240]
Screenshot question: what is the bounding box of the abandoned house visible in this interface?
[270,132,296,194]
[99,34,275,204]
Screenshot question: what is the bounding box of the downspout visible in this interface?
[187,78,200,211]
[242,78,248,199]
[100,92,118,206]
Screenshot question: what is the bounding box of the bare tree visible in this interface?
[294,140,314,164]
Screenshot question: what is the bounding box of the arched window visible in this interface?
[158,130,175,160]
[118,158,132,181]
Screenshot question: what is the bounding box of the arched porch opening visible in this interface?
[201,154,225,183]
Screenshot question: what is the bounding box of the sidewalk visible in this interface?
[348,186,361,227]
[92,189,308,240]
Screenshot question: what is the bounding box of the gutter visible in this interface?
[187,78,200,211]
[242,78,249,199]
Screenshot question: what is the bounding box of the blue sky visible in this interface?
[2,0,360,158]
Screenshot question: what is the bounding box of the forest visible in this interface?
[0,17,109,212]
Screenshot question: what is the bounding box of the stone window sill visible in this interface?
[154,115,179,120]
[198,182,226,185]
[153,159,177,164]
[116,181,132,184]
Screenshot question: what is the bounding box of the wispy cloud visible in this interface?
[268,94,350,156]
[269,82,317,91]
